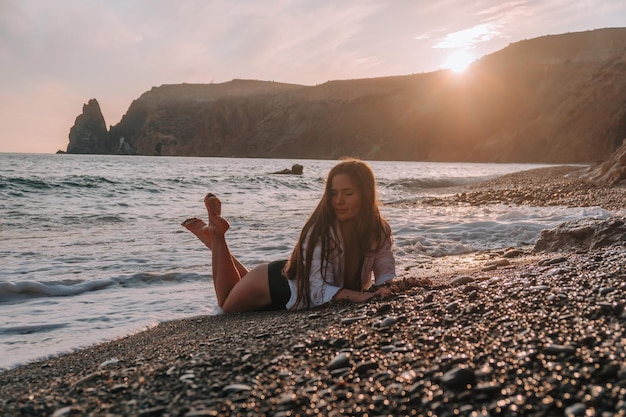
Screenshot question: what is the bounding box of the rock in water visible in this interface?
[67,99,115,154]
[534,217,626,252]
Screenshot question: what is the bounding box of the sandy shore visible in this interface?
[1,166,625,416]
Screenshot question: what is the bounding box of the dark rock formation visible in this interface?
[574,139,626,185]
[66,28,626,163]
[534,217,626,252]
[66,99,114,154]
[271,164,304,175]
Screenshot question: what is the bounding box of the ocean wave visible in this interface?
[0,272,207,303]
[0,175,119,193]
[0,322,69,336]
[387,175,496,190]
[59,214,127,225]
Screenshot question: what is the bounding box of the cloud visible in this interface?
[433,24,502,49]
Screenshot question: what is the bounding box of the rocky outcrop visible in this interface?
[574,139,626,185]
[66,28,626,163]
[271,164,304,175]
[67,99,113,154]
[534,217,626,252]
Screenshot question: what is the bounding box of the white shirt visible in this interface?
[285,226,396,310]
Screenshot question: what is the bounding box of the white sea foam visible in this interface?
[0,153,601,369]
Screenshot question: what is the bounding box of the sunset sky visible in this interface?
[1,0,625,153]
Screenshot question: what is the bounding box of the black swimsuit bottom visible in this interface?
[267,260,291,310]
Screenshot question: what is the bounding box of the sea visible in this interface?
[0,153,617,370]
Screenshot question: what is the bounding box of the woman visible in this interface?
[182,159,412,313]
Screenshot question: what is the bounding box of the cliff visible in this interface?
[67,99,113,154]
[66,28,626,162]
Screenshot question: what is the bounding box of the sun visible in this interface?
[444,50,475,73]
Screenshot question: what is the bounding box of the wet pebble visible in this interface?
[451,276,475,286]
[484,259,510,267]
[440,367,476,390]
[327,352,351,370]
[222,384,252,395]
[445,301,459,312]
[599,286,615,295]
[544,344,576,355]
[564,403,587,416]
[380,316,398,328]
[503,249,523,258]
[354,361,378,375]
[341,315,367,325]
[538,256,567,266]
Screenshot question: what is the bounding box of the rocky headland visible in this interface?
[64,28,626,163]
[1,165,625,416]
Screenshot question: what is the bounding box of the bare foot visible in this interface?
[204,193,229,235]
[204,193,221,217]
[181,218,212,250]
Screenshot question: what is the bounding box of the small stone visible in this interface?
[381,345,396,353]
[445,301,459,312]
[98,358,120,368]
[52,406,84,417]
[354,361,378,375]
[564,403,587,416]
[474,382,502,397]
[440,367,476,390]
[599,286,615,295]
[451,276,475,286]
[327,352,351,370]
[330,367,351,377]
[376,303,392,315]
[179,372,195,382]
[110,383,128,393]
[185,410,219,417]
[380,316,398,328]
[138,406,167,416]
[341,316,367,325]
[222,384,252,395]
[539,256,567,266]
[462,284,480,293]
[503,249,522,258]
[485,259,510,267]
[399,369,417,382]
[544,344,576,355]
[71,371,101,388]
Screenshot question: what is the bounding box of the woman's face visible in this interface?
[330,173,362,223]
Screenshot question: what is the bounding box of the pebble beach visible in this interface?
[1,166,625,417]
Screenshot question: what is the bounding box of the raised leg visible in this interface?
[205,194,260,308]
[182,193,273,312]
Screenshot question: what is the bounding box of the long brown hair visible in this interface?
[284,158,392,308]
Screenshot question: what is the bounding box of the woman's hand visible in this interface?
[372,286,394,298]
[334,288,393,303]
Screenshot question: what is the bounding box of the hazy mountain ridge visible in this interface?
[66,28,626,162]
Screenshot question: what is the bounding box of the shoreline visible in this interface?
[1,166,625,416]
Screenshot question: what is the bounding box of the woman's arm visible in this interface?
[333,286,394,303]
[379,276,433,291]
